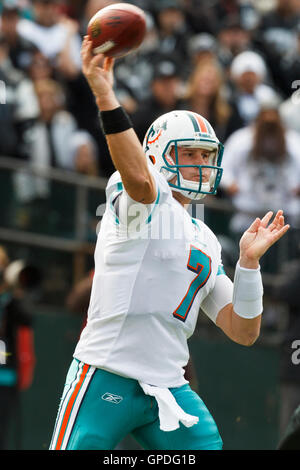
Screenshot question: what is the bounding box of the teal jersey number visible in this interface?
[173,245,212,322]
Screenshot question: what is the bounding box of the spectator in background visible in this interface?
[15,78,100,234]
[69,130,99,177]
[280,88,300,136]
[257,0,300,58]
[182,0,220,35]
[131,54,183,143]
[212,0,260,32]
[220,99,300,271]
[28,78,77,170]
[26,49,54,82]
[17,0,82,79]
[12,78,78,225]
[279,22,300,131]
[0,246,36,450]
[63,0,87,21]
[229,50,280,126]
[216,15,255,70]
[0,33,39,159]
[55,12,82,80]
[179,57,243,142]
[152,0,191,66]
[255,0,300,97]
[273,23,300,100]
[187,33,219,68]
[0,34,20,158]
[0,0,37,71]
[184,0,259,36]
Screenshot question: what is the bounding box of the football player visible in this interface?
[50,37,290,450]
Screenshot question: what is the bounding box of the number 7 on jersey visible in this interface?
[173,245,211,322]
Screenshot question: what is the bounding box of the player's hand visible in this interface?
[81,36,117,108]
[238,210,290,269]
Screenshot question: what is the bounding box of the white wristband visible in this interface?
[233,262,263,319]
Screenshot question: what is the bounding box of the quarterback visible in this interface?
[49,37,290,450]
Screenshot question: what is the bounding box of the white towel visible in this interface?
[139,382,199,432]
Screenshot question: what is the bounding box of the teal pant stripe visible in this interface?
[49,359,81,449]
[50,361,96,450]
[50,359,223,450]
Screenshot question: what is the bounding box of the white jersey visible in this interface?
[74,166,232,387]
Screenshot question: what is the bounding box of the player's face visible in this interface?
[170,146,215,183]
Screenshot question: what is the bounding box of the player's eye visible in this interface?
[183,150,194,157]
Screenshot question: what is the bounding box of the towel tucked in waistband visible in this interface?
[139,382,199,432]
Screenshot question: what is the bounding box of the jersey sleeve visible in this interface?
[201,273,233,323]
[106,165,171,229]
[201,236,233,323]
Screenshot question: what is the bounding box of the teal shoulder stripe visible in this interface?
[191,218,201,230]
[109,182,123,225]
[217,265,226,276]
[146,186,161,224]
[109,182,160,226]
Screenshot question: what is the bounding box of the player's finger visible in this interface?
[272,209,283,223]
[275,215,285,229]
[269,210,284,231]
[271,224,290,242]
[81,35,91,50]
[81,36,93,63]
[247,217,261,233]
[260,211,273,228]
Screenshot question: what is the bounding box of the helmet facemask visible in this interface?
[161,139,224,201]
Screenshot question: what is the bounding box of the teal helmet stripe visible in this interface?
[186,112,200,133]
[185,111,215,137]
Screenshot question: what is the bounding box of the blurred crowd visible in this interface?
[0,0,299,220]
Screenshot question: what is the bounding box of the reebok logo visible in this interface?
[101,392,123,404]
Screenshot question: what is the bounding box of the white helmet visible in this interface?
[143,110,224,200]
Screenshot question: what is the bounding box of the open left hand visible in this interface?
[239,210,290,269]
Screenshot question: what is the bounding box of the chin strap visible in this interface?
[172,173,212,200]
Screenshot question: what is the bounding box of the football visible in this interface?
[87,3,147,59]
